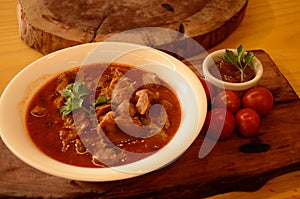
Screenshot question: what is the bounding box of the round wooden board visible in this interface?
[17,0,248,55]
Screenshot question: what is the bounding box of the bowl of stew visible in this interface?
[0,42,207,181]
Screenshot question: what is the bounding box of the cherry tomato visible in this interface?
[235,108,261,137]
[213,90,241,114]
[202,108,235,140]
[242,87,274,117]
[199,78,216,104]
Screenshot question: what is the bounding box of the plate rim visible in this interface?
[0,42,207,181]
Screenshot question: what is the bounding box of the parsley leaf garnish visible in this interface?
[59,82,112,116]
[218,45,255,82]
[59,82,90,116]
[94,96,110,106]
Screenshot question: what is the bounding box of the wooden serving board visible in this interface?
[17,0,248,55]
[0,50,299,198]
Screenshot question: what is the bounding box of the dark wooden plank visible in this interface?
[255,50,298,103]
[0,50,299,198]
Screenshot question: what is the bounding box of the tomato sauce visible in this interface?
[25,63,181,168]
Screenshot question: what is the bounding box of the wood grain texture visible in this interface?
[17,0,247,55]
[1,50,299,198]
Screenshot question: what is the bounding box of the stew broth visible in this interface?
[26,63,181,168]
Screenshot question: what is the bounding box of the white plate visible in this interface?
[0,42,207,181]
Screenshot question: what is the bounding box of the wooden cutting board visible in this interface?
[17,0,248,55]
[0,50,299,198]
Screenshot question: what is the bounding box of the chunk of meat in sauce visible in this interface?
[135,89,159,115]
[112,77,137,104]
[99,111,117,133]
[30,105,47,117]
[96,103,111,119]
[116,100,136,117]
[99,68,136,103]
[55,69,77,94]
[26,63,181,168]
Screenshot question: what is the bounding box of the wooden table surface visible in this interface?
[0,0,300,198]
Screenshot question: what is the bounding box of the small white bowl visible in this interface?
[0,42,207,181]
[202,49,263,91]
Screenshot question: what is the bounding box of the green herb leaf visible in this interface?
[237,44,245,65]
[94,96,110,106]
[59,82,90,116]
[218,45,255,82]
[243,51,255,67]
[59,99,73,116]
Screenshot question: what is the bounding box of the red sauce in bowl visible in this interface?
[209,60,256,83]
[26,63,181,168]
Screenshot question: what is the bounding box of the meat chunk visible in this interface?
[112,77,136,105]
[30,105,47,117]
[96,104,111,118]
[115,115,165,138]
[99,67,136,104]
[99,111,117,133]
[98,68,123,99]
[116,100,136,117]
[135,89,159,115]
[55,69,76,94]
